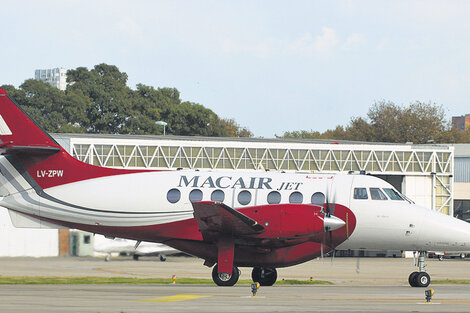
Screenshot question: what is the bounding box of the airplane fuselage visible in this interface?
[2,160,470,268]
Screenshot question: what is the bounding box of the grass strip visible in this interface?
[432,279,470,285]
[0,276,332,285]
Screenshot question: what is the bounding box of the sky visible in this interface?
[2,0,470,138]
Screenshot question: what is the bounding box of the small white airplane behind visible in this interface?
[93,236,180,261]
[0,87,470,287]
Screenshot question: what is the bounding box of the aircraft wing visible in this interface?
[192,201,265,240]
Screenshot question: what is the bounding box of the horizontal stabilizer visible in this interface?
[1,145,61,156]
[192,201,264,240]
[8,210,65,229]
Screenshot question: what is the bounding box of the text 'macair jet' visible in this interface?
[0,87,469,287]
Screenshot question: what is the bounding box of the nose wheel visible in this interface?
[211,264,240,286]
[251,267,278,286]
[409,271,430,287]
[408,251,431,287]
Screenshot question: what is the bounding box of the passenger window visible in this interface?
[167,188,181,203]
[238,190,252,205]
[370,188,388,200]
[383,188,404,200]
[189,189,203,202]
[267,191,281,204]
[211,189,225,202]
[353,188,368,200]
[289,192,303,204]
[311,192,325,205]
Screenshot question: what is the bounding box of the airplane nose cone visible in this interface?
[324,215,345,232]
[419,209,470,251]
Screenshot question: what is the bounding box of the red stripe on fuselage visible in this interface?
[17,203,356,268]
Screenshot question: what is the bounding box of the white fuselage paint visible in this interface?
[1,162,470,253]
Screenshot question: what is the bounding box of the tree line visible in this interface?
[1,63,252,137]
[3,63,469,143]
[279,101,470,144]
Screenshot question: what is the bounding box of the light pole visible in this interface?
[155,121,167,136]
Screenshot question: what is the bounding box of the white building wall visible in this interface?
[34,68,67,91]
[0,208,58,257]
[455,182,470,200]
[402,176,433,209]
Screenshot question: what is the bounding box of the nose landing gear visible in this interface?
[408,251,431,287]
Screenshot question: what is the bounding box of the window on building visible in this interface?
[311,192,325,205]
[238,190,252,205]
[167,188,181,203]
[211,189,225,202]
[189,189,203,202]
[370,188,388,200]
[455,200,470,223]
[289,192,303,204]
[353,188,368,200]
[267,191,281,204]
[83,235,90,244]
[383,188,404,200]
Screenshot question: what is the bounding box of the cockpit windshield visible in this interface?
[370,188,388,200]
[383,188,404,200]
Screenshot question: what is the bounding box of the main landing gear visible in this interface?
[211,265,279,286]
[408,251,431,287]
[252,267,278,286]
[212,265,240,286]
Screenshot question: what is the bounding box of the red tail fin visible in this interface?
[0,87,147,189]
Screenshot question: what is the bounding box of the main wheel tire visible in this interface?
[159,255,167,262]
[212,265,239,286]
[415,272,431,287]
[408,272,419,287]
[438,255,444,261]
[251,267,278,286]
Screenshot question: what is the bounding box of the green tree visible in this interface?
[219,118,253,138]
[67,64,133,133]
[2,63,253,137]
[278,100,466,144]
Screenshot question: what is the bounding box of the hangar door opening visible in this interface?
[373,175,404,193]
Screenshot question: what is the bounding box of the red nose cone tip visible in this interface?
[0,87,7,95]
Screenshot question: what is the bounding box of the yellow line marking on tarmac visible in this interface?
[137,294,211,302]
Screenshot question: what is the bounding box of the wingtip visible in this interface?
[0,87,7,95]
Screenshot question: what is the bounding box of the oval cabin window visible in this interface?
[238,190,252,205]
[289,191,303,204]
[167,189,181,203]
[311,192,325,205]
[211,189,225,202]
[189,189,203,202]
[267,191,281,204]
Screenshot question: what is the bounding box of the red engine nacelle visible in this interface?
[238,204,325,239]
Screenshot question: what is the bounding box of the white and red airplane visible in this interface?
[93,236,180,261]
[0,87,469,287]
